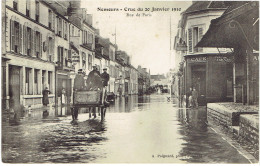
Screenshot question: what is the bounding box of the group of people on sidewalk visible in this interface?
[187,87,198,108]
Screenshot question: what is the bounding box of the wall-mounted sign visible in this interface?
[215,56,232,62]
[188,57,207,62]
[72,51,80,63]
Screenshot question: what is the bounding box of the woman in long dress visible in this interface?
[42,87,51,106]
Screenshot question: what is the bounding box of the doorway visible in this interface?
[9,65,21,110]
[191,65,206,105]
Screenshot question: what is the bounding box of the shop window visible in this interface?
[42,70,46,90]
[34,69,40,95]
[25,68,32,95]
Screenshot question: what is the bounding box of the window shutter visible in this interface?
[40,33,42,58]
[10,20,15,51]
[52,13,55,30]
[19,23,22,54]
[188,28,192,53]
[46,36,49,56]
[23,25,27,55]
[68,50,71,59]
[198,27,203,52]
[51,39,55,61]
[33,30,36,56]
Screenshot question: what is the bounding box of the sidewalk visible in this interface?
[207,102,259,160]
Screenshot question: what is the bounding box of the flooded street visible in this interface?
[2,94,250,163]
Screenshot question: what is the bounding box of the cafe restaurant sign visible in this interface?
[72,51,80,63]
[188,57,207,62]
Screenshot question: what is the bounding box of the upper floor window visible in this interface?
[47,37,54,61]
[10,20,22,53]
[188,26,203,53]
[57,46,64,65]
[35,1,40,22]
[26,27,32,56]
[64,22,68,40]
[26,0,30,17]
[57,17,62,37]
[48,10,52,29]
[13,0,18,11]
[35,31,42,58]
[88,33,93,44]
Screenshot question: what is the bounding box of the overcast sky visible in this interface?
[82,0,192,75]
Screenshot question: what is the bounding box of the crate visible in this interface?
[74,90,102,105]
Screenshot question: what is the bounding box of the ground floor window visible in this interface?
[34,69,40,95]
[25,68,33,95]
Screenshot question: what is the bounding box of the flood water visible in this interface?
[2,94,250,163]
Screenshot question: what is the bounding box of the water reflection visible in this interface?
[108,95,138,113]
[176,108,249,163]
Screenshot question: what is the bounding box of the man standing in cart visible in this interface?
[86,65,103,118]
[86,65,103,91]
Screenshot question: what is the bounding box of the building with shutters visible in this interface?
[173,1,232,106]
[3,0,57,110]
[43,0,75,106]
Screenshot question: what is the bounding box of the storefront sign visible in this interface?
[188,57,207,62]
[72,52,80,63]
[215,56,232,62]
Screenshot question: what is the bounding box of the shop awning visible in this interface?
[196,1,259,51]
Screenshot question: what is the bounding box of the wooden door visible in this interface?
[9,66,20,110]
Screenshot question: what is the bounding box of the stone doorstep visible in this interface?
[207,103,258,126]
[240,114,259,130]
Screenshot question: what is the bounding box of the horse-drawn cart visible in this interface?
[71,90,107,120]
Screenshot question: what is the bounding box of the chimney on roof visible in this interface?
[86,14,93,26]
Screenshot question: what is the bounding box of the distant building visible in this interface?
[137,66,150,95]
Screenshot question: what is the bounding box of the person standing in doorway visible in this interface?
[42,87,51,106]
[192,87,199,108]
[187,87,193,108]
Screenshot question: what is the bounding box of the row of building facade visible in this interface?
[1,0,150,111]
[172,1,259,107]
